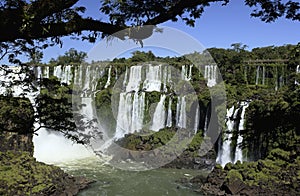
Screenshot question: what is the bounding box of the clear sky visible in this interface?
[41,1,300,62]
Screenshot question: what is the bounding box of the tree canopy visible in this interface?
[1,0,300,63]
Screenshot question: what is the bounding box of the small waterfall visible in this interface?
[104,66,112,88]
[295,65,300,85]
[176,96,187,128]
[234,102,250,163]
[166,98,172,127]
[194,104,200,133]
[150,95,166,131]
[204,65,217,87]
[255,66,260,85]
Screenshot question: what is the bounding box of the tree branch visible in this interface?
[0,17,127,42]
[26,0,79,21]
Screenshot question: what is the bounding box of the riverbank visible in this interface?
[188,148,300,195]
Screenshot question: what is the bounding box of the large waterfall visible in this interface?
[23,63,201,160]
[1,63,253,167]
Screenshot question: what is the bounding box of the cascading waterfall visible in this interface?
[2,63,199,163]
[204,65,217,87]
[166,98,172,127]
[53,65,73,85]
[115,64,195,138]
[150,94,166,131]
[143,65,163,91]
[216,106,237,167]
[176,96,187,128]
[234,101,250,163]
[217,102,250,167]
[181,64,192,81]
[104,66,112,88]
[126,66,142,92]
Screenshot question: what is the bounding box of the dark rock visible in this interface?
[190,175,207,184]
[221,178,246,195]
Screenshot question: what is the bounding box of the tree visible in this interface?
[1,0,300,63]
[49,48,87,66]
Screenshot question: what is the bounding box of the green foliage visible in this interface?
[130,51,155,62]
[0,151,55,195]
[48,48,87,66]
[0,96,34,133]
[226,170,243,181]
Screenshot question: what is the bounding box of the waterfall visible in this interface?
[255,66,260,85]
[143,65,163,91]
[217,101,250,167]
[234,101,250,163]
[2,63,201,163]
[53,65,73,85]
[114,64,193,138]
[150,95,166,131]
[104,66,112,88]
[33,65,97,164]
[115,65,147,138]
[166,98,172,127]
[176,96,187,128]
[216,106,237,167]
[126,66,142,92]
[295,65,300,85]
[0,65,94,163]
[204,65,217,87]
[194,104,200,133]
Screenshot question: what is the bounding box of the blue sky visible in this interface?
[40,1,300,62]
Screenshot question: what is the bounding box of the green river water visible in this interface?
[54,157,207,196]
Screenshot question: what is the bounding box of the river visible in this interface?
[53,157,207,196]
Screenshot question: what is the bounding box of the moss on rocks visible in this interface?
[0,150,94,196]
[197,148,300,195]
